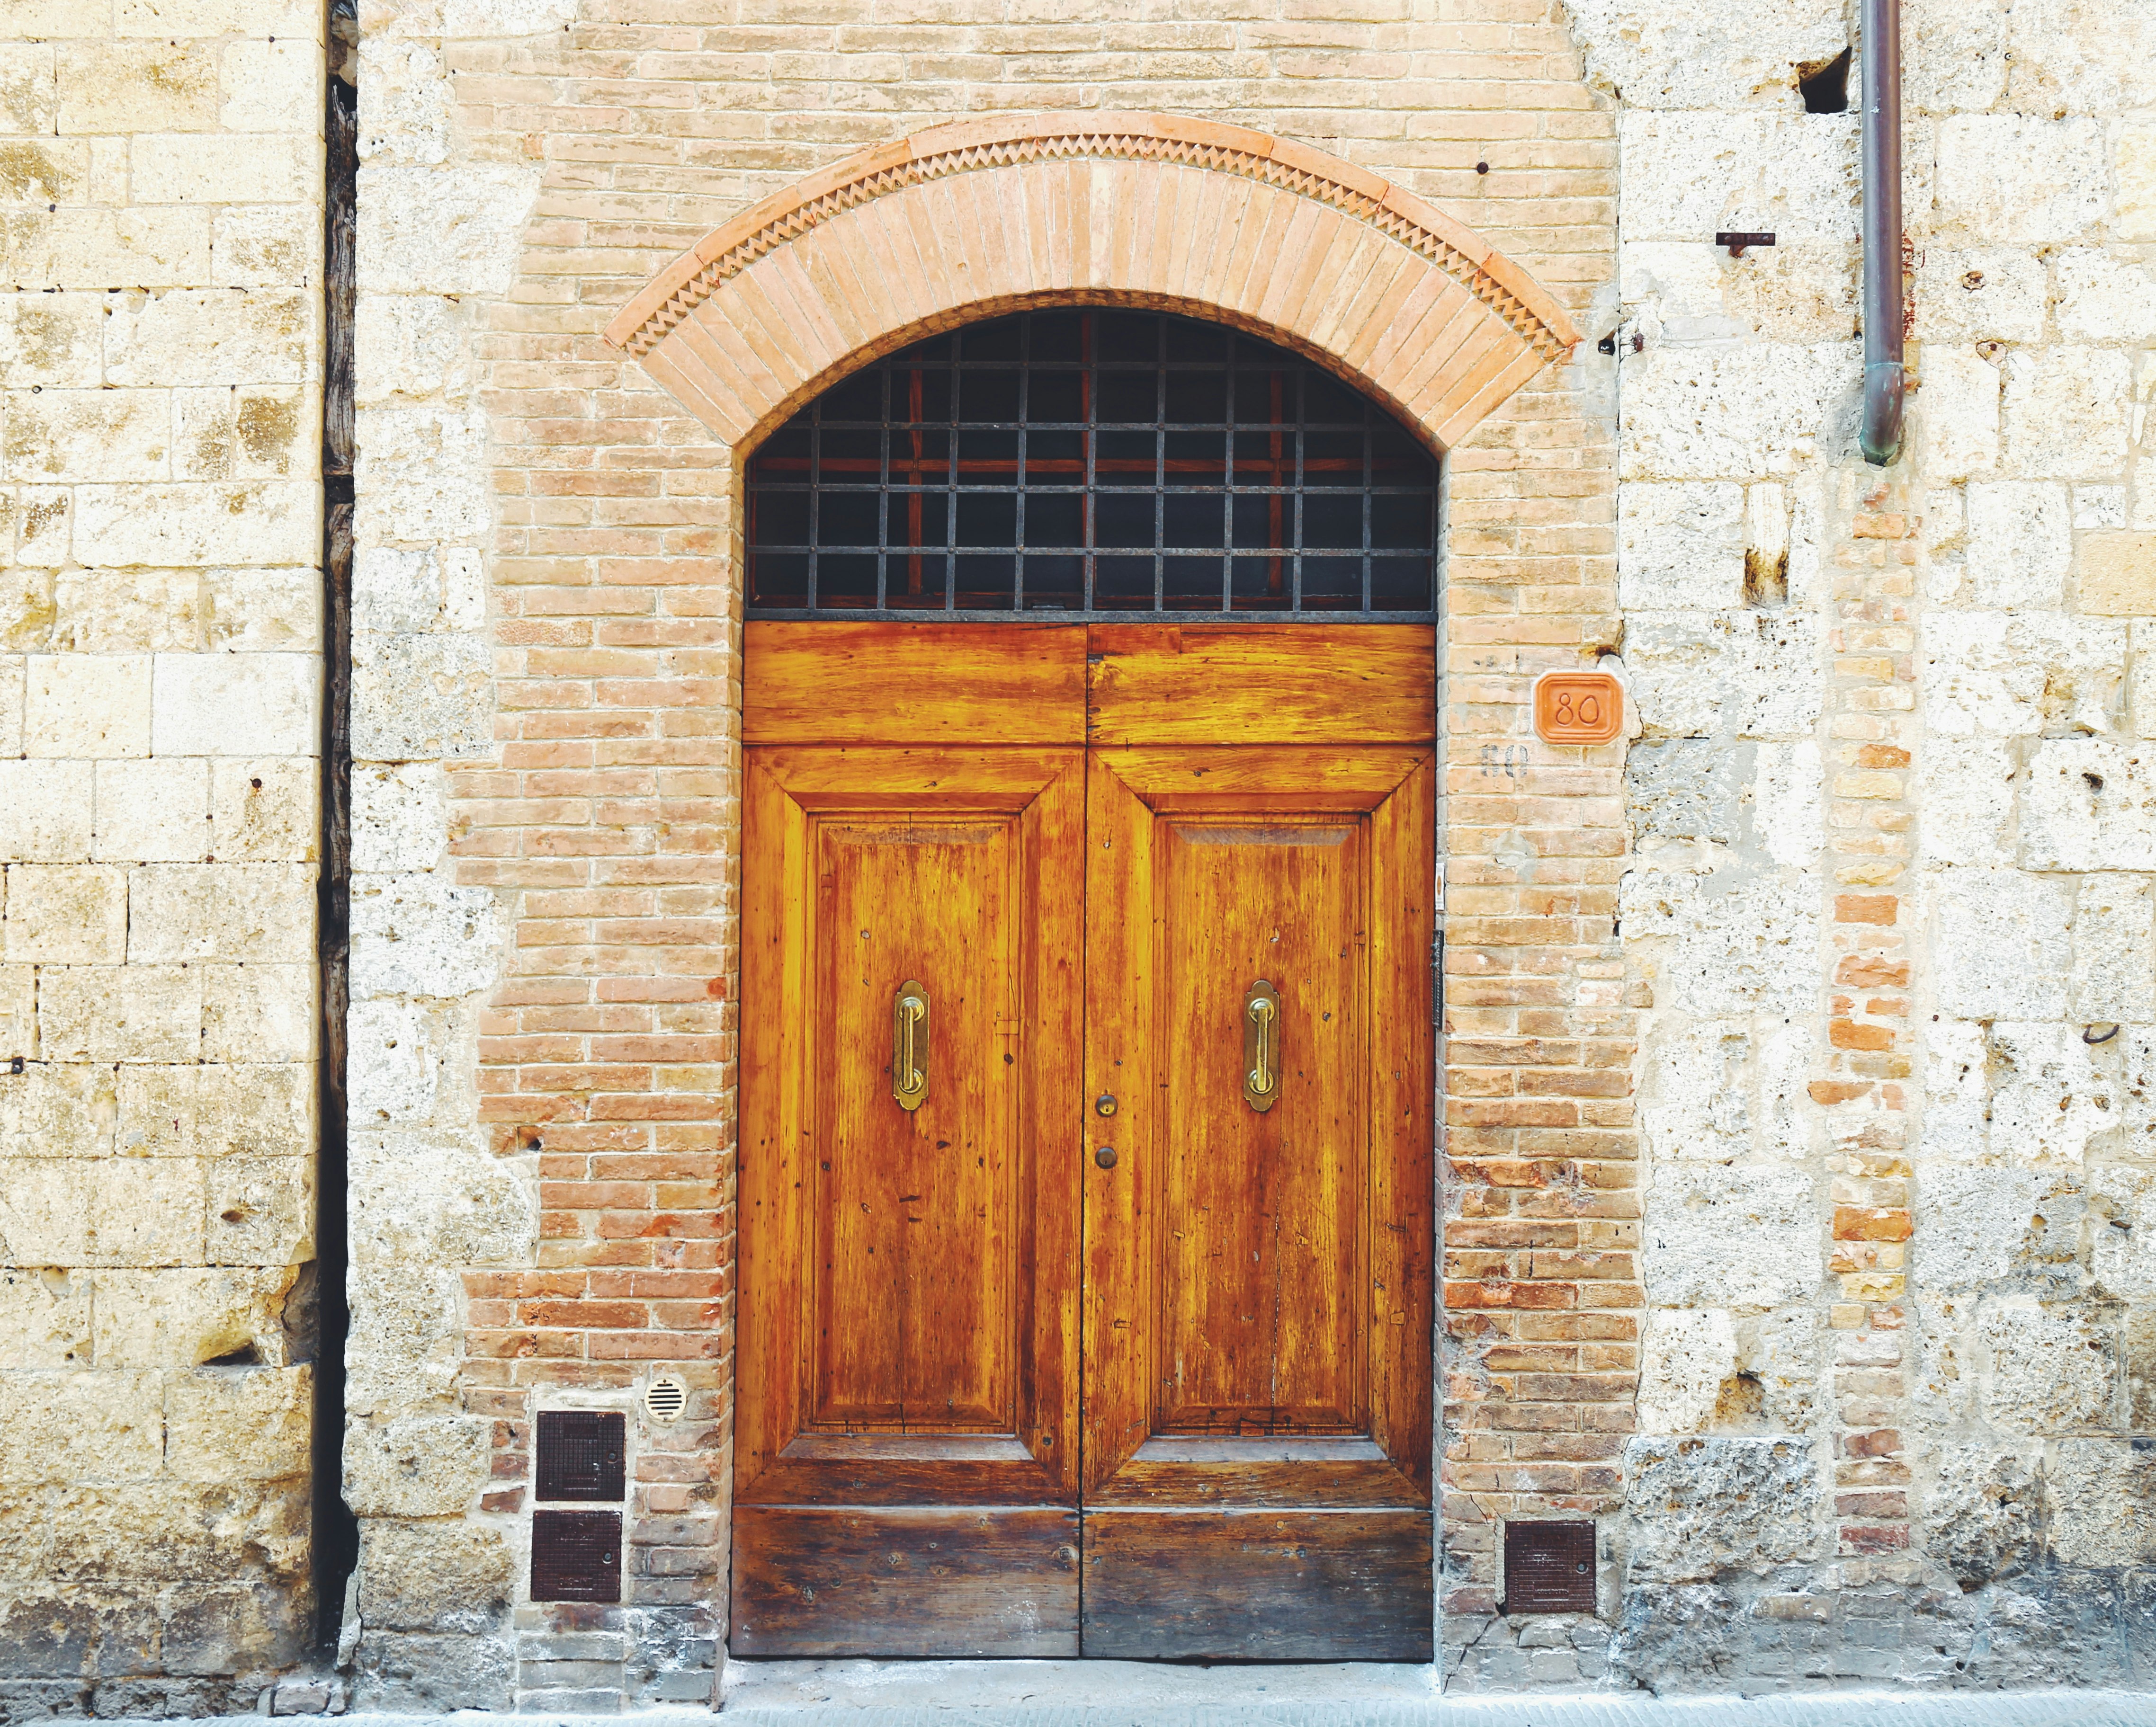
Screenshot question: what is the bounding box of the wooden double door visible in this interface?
[733,622,1435,1661]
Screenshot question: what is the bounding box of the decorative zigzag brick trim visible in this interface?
[608,118,1575,366]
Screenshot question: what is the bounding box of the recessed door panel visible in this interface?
[1159,818,1364,1435]
[811,817,1017,1432]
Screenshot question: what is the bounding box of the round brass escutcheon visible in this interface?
[1094,1146,1118,1169]
[1095,1093,1118,1116]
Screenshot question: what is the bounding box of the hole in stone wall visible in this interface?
[1744,546,1788,607]
[204,1342,262,1367]
[1798,47,1851,113]
[1711,1370,1766,1430]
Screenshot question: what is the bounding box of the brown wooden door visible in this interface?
[1078,628,1435,1659]
[732,625,1089,1656]
[734,622,1433,1662]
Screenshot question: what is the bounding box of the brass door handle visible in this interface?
[893,980,929,1112]
[1244,979,1280,1113]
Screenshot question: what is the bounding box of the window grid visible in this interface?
[745,309,1439,621]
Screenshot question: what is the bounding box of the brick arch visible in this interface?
[603,111,1579,451]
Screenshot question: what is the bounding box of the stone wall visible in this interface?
[1524,0,2156,1695]
[0,0,324,1711]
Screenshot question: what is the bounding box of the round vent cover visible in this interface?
[644,1373,688,1423]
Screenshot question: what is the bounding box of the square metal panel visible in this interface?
[531,1509,622,1603]
[1503,1519,1596,1615]
[535,1409,626,1502]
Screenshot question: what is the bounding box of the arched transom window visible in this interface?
[745,309,1439,620]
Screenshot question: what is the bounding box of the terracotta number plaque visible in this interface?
[1533,670,1623,744]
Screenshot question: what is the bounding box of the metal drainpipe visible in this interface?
[1860,0,1906,465]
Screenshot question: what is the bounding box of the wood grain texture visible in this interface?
[1080,1510,1433,1660]
[737,744,1083,1510]
[1086,624,1437,746]
[732,1506,1080,1657]
[744,622,1088,745]
[1082,739,1434,1509]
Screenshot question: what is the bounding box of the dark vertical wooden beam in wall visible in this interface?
[314,0,359,1651]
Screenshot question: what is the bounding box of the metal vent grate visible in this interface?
[644,1373,688,1423]
[531,1509,622,1603]
[535,1410,626,1502]
[745,308,1439,622]
[1503,1519,1597,1615]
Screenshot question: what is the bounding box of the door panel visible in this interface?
[1159,816,1364,1434]
[1079,740,1434,1658]
[734,740,1084,1654]
[1081,1510,1433,1660]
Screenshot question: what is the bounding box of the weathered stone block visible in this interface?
[353,294,471,406]
[54,41,218,133]
[351,1630,514,1712]
[92,758,208,864]
[1917,739,2017,868]
[2049,1439,2156,1566]
[151,652,318,757]
[1620,343,1859,481]
[1924,612,2126,738]
[1564,0,1844,109]
[358,1520,511,1633]
[2006,0,2156,111]
[204,1155,313,1266]
[209,759,318,862]
[2021,739,2156,870]
[5,388,172,486]
[1929,869,2072,1019]
[37,964,200,1063]
[1915,347,1999,483]
[351,763,445,872]
[349,631,492,761]
[0,295,101,391]
[203,567,322,654]
[1622,1437,1822,1581]
[1911,248,2047,343]
[1933,115,2106,242]
[1926,1446,2041,1588]
[49,1481,306,1585]
[355,38,449,166]
[1964,481,2071,608]
[128,863,314,964]
[4,207,212,291]
[1639,1020,1751,1164]
[2119,125,2156,242]
[165,1366,311,1481]
[1643,1165,1815,1309]
[355,161,537,297]
[2002,348,2132,481]
[1636,1307,1737,1434]
[0,866,124,966]
[1986,1021,2114,1167]
[2091,1168,2156,1303]
[1625,739,1739,845]
[0,1372,161,1483]
[1918,1164,2080,1292]
[1617,481,1744,610]
[0,1268,90,1370]
[349,874,502,999]
[90,1267,299,1368]
[219,39,315,133]
[213,206,317,291]
[342,1266,462,1415]
[351,544,486,636]
[345,997,455,1126]
[342,1415,490,1516]
[1623,869,1818,1017]
[0,1589,154,1682]
[200,964,314,1063]
[2073,874,2156,1023]
[1624,609,1824,740]
[49,571,201,655]
[1979,1301,2117,1432]
[2075,530,2156,616]
[349,1130,534,1268]
[160,1580,312,1676]
[0,1062,114,1162]
[22,655,150,759]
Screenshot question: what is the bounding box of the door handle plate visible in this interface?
[893,979,929,1112]
[1244,978,1280,1113]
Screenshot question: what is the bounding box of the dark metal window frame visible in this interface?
[745,309,1440,623]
